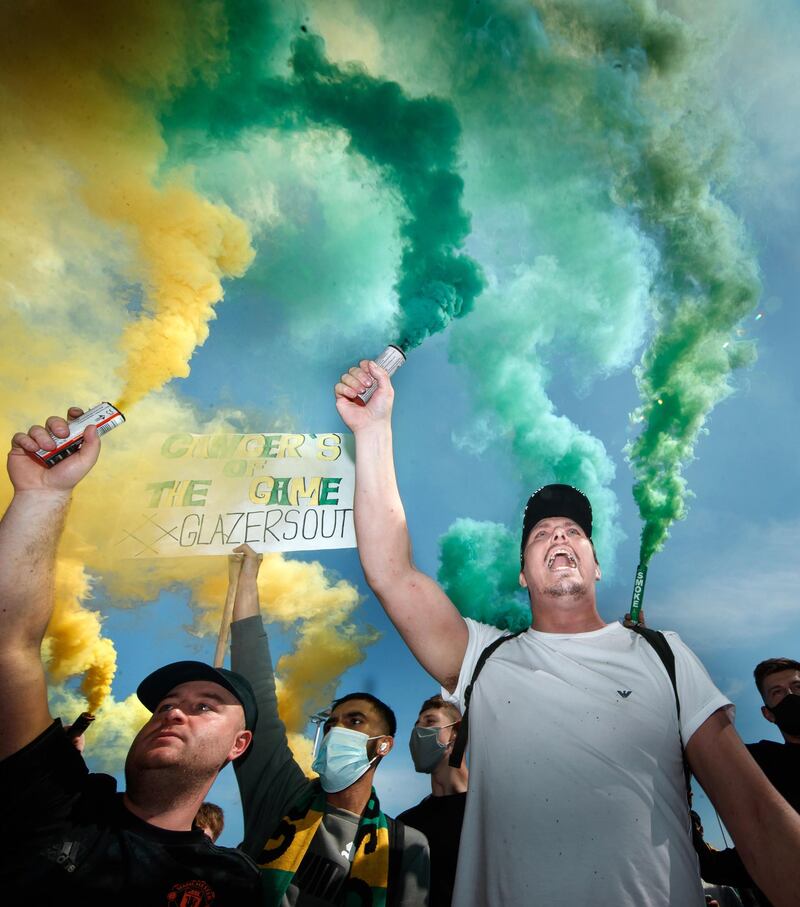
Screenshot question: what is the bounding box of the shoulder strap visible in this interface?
[630,625,692,798]
[630,626,680,721]
[385,816,405,907]
[448,630,524,768]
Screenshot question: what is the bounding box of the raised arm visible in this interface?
[335,360,468,691]
[0,409,100,760]
[687,707,800,907]
[231,543,262,621]
[229,544,308,857]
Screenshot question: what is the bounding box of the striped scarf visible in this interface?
[259,783,390,906]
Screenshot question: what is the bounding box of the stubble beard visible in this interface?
[542,577,588,599]
[125,738,220,810]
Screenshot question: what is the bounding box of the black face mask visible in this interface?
[769,693,800,737]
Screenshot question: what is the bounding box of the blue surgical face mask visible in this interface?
[312,726,386,793]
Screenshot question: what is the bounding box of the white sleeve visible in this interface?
[663,630,734,744]
[442,619,507,711]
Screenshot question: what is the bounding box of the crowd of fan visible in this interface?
[1,378,798,906]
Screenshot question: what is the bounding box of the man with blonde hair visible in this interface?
[196,802,225,843]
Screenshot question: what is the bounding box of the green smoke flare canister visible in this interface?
[629,564,647,624]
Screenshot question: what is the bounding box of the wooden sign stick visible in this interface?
[213,551,245,668]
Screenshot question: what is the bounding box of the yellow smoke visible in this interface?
[0,0,373,774]
[275,619,380,733]
[0,0,253,412]
[111,179,254,410]
[190,552,378,774]
[0,0,244,719]
[286,732,316,776]
[42,560,116,713]
[48,686,150,774]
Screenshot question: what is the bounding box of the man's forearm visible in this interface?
[353,423,414,594]
[340,364,468,684]
[0,490,71,649]
[231,616,308,856]
[232,563,260,621]
[732,793,800,906]
[697,718,800,907]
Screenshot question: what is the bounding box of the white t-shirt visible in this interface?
[445,619,732,907]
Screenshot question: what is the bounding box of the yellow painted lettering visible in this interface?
[288,476,321,505]
[276,434,305,457]
[237,434,268,458]
[249,476,275,504]
[317,434,342,461]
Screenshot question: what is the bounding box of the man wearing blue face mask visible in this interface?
[398,696,468,907]
[228,544,430,907]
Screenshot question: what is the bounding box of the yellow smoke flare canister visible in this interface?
[629,564,647,625]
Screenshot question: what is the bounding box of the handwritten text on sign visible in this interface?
[114,432,355,557]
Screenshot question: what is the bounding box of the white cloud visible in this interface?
[645,518,800,649]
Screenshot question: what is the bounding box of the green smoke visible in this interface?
[348,0,760,589]
[626,151,760,564]
[162,1,761,617]
[164,5,484,350]
[448,263,631,574]
[280,34,485,350]
[523,2,763,564]
[350,0,665,577]
[438,519,531,633]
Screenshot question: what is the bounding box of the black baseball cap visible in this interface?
[520,484,593,565]
[137,661,258,731]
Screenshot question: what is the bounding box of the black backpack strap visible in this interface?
[630,625,692,799]
[448,630,524,767]
[385,816,405,907]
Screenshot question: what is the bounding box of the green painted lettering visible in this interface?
[320,477,341,505]
[268,476,291,505]
[145,481,176,508]
[161,434,192,458]
[183,480,212,507]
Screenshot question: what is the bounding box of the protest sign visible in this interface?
[113,432,355,557]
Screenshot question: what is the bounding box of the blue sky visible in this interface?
[10,0,798,853]
[96,249,798,847]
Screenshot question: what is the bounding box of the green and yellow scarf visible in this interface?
[259,783,390,907]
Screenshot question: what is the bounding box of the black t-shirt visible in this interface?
[748,740,799,812]
[397,792,466,907]
[0,720,260,906]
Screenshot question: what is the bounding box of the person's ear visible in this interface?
[595,563,601,582]
[229,730,253,761]
[762,705,776,726]
[519,570,528,589]
[377,736,393,757]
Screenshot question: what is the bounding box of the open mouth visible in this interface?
[546,547,577,570]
